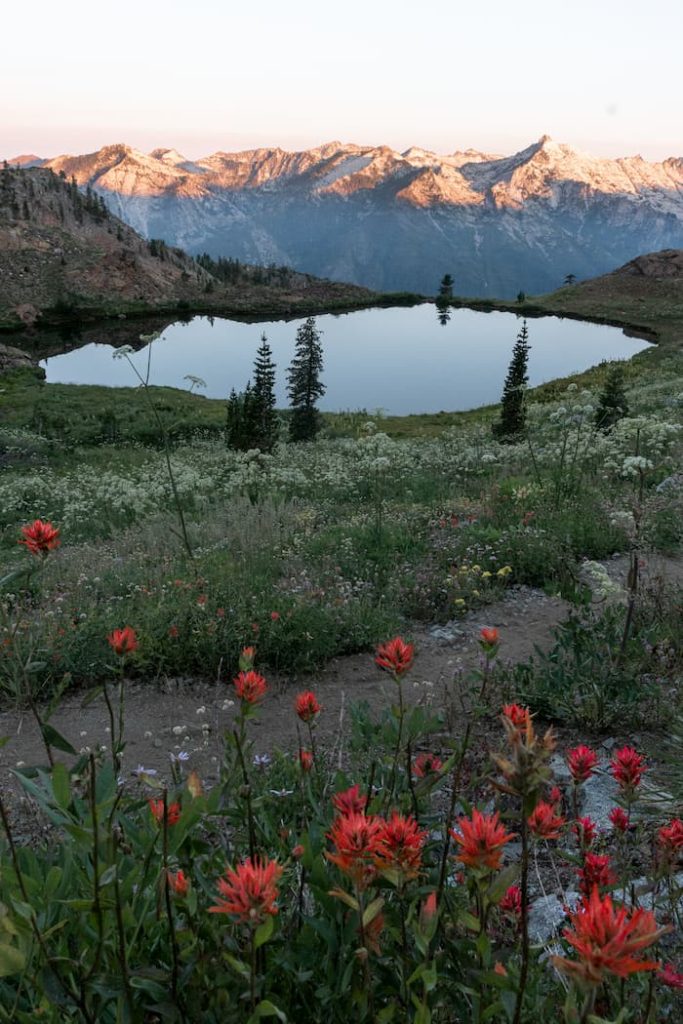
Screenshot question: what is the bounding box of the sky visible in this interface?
[2,0,681,161]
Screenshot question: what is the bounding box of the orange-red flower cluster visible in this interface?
[373,812,426,881]
[375,636,414,677]
[502,703,530,730]
[209,856,283,926]
[326,811,384,889]
[479,627,500,649]
[19,519,61,556]
[149,799,181,827]
[499,884,522,917]
[659,964,683,989]
[528,800,565,840]
[573,816,597,851]
[609,807,629,833]
[451,809,514,872]
[332,784,367,817]
[657,818,683,859]
[234,670,267,704]
[413,752,443,777]
[578,853,616,898]
[567,745,599,784]
[107,626,138,657]
[610,746,647,792]
[239,646,256,670]
[553,887,666,986]
[295,690,322,722]
[167,869,189,897]
[299,750,313,773]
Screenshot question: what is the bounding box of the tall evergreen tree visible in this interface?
[252,333,278,451]
[493,320,531,441]
[287,318,326,442]
[595,364,629,431]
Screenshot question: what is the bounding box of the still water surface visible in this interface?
[40,305,651,415]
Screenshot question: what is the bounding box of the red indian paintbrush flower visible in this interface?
[167,869,189,897]
[332,783,367,817]
[502,703,530,730]
[413,752,443,777]
[107,626,138,657]
[239,646,256,670]
[209,856,283,926]
[451,809,514,872]
[567,745,599,784]
[295,690,322,722]
[610,746,647,792]
[325,811,384,888]
[233,669,267,704]
[500,884,523,917]
[552,887,667,986]
[19,519,61,556]
[420,891,438,928]
[658,964,683,989]
[373,811,426,881]
[375,636,414,677]
[578,853,616,898]
[528,800,566,840]
[149,799,181,827]
[299,750,313,773]
[609,807,630,833]
[479,627,500,648]
[657,818,683,859]
[573,816,597,851]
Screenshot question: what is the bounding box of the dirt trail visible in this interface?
[0,587,568,815]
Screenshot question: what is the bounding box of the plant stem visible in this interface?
[102,678,119,774]
[84,755,105,983]
[513,816,530,1024]
[234,727,257,859]
[162,790,184,1017]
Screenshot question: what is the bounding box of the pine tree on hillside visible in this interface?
[252,333,278,452]
[493,320,530,441]
[287,318,326,442]
[595,364,629,431]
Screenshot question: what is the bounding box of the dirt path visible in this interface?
[0,586,568,814]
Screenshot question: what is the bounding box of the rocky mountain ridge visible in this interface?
[0,165,374,330]
[13,136,683,297]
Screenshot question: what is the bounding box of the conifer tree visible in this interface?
[438,273,454,298]
[252,333,278,452]
[493,320,530,441]
[226,382,256,450]
[595,364,629,431]
[287,318,326,442]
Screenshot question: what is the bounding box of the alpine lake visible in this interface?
[36,303,652,415]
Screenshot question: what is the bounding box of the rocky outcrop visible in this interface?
[0,343,44,378]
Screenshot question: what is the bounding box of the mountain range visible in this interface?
[12,136,683,298]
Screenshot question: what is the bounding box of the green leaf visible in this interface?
[247,999,287,1023]
[42,724,77,756]
[253,914,274,949]
[0,942,25,977]
[51,763,71,810]
[362,897,384,928]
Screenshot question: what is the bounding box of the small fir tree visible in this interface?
[595,364,629,431]
[438,273,454,298]
[252,333,278,452]
[493,320,530,441]
[287,318,326,442]
[226,382,256,450]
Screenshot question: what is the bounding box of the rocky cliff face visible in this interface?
[22,136,683,298]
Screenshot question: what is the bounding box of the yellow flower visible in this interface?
[482,571,492,579]
[472,589,480,598]
[454,598,466,607]
[497,566,512,578]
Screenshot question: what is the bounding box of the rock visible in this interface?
[656,475,683,494]
[0,342,44,379]
[528,891,580,943]
[579,766,621,830]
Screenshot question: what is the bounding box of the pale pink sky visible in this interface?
[2,0,681,161]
